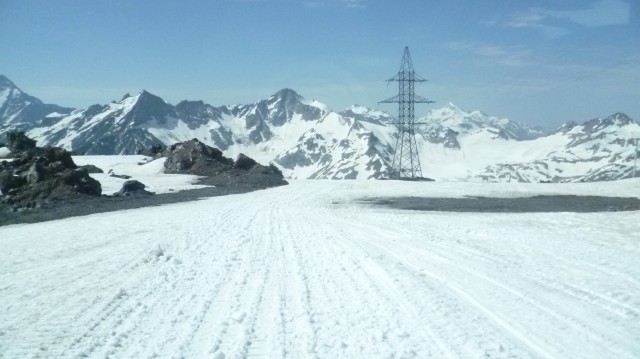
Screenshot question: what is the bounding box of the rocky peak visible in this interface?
[580,113,635,134]
[0,76,74,131]
[0,75,18,91]
[553,121,579,134]
[606,112,633,126]
[122,90,174,126]
[270,88,303,104]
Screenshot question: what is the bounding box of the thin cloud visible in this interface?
[494,0,630,37]
[448,42,533,67]
[540,0,630,27]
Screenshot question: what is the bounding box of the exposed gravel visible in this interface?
[0,180,268,226]
[5,190,640,227]
[362,195,640,213]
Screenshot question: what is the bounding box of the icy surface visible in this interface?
[1,180,639,358]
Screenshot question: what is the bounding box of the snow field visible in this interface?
[1,180,639,358]
[72,155,208,194]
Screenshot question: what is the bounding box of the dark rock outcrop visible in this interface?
[137,144,166,159]
[108,169,131,179]
[163,139,233,176]
[0,132,102,211]
[81,164,104,173]
[161,138,287,188]
[7,131,36,152]
[115,180,154,197]
[234,153,257,170]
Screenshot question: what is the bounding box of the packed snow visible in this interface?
[1,178,639,358]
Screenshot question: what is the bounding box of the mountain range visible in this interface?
[1,74,639,182]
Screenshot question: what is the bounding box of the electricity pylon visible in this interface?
[379,46,433,179]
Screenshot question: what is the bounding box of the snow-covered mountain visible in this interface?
[477,113,640,183]
[0,75,73,133]
[1,75,638,182]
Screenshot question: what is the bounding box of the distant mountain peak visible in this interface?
[607,112,633,124]
[445,102,461,110]
[133,90,168,105]
[345,104,371,114]
[273,88,301,99]
[0,75,20,93]
[0,75,73,130]
[0,74,15,87]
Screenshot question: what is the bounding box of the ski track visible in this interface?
[1,181,639,358]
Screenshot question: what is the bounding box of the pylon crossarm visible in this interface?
[378,95,401,104]
[386,75,427,82]
[413,95,434,103]
[379,96,433,104]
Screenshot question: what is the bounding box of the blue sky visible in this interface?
[0,0,638,129]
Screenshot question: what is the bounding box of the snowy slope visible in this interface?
[474,113,640,182]
[1,179,639,358]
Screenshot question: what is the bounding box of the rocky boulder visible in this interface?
[7,131,37,153]
[80,164,104,173]
[137,144,166,159]
[163,139,233,176]
[158,138,287,188]
[115,180,154,197]
[234,153,257,170]
[0,133,102,211]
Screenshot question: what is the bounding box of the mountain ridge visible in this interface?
[1,75,638,182]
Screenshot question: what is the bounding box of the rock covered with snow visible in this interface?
[0,145,11,159]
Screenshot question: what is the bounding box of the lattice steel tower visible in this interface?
[379,47,433,179]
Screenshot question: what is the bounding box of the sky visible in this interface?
[0,0,638,130]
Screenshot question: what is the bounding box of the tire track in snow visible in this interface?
[3,180,639,358]
[271,194,451,358]
[244,202,287,358]
[357,237,545,358]
[61,198,261,358]
[411,219,640,356]
[340,210,638,358]
[310,223,454,357]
